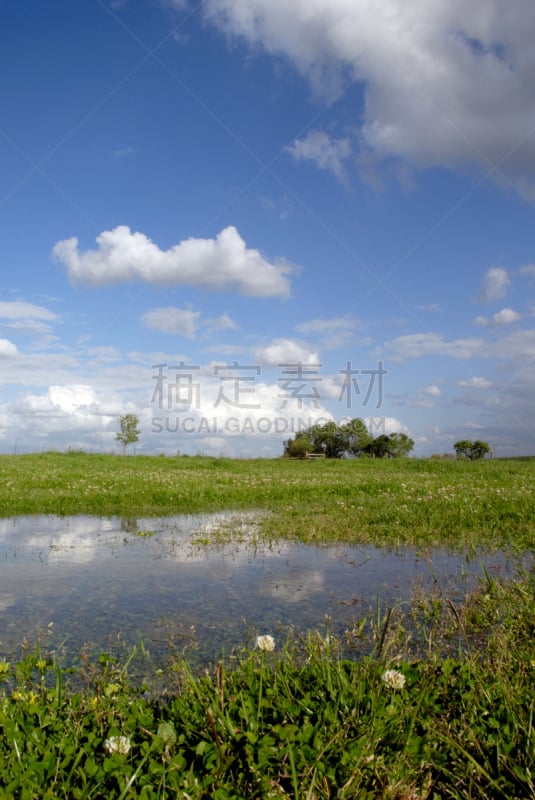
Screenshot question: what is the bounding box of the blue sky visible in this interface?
[1,0,535,457]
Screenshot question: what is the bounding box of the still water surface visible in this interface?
[0,513,523,667]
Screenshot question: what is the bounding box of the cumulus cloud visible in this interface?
[53,225,293,297]
[0,339,18,358]
[252,338,320,366]
[477,267,511,303]
[474,307,521,327]
[16,385,102,416]
[2,384,133,452]
[142,307,201,338]
[364,416,411,437]
[200,0,535,190]
[287,131,352,182]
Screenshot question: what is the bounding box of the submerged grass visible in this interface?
[1,570,535,799]
[1,452,534,551]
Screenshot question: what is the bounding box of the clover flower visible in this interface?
[105,735,131,755]
[256,634,275,652]
[381,669,406,690]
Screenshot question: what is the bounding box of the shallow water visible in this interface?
[0,513,525,667]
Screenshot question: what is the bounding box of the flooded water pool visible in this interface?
[0,513,525,668]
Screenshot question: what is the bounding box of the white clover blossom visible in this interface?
[105,735,131,755]
[381,669,406,690]
[256,634,275,652]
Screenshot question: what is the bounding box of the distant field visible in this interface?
[1,452,533,550]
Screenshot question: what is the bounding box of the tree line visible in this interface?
[283,419,415,459]
[114,414,490,461]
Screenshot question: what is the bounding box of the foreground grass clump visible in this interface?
[2,573,535,799]
[1,452,534,550]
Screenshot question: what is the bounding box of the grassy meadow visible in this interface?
[1,452,535,798]
[0,451,534,550]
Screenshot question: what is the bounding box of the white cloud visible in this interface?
[201,0,535,191]
[17,385,101,416]
[87,346,123,363]
[474,307,521,328]
[2,384,132,452]
[412,383,442,408]
[458,376,492,389]
[0,339,18,358]
[287,131,352,182]
[422,384,442,398]
[295,315,356,348]
[364,416,411,437]
[0,301,57,321]
[384,325,535,364]
[383,332,482,362]
[142,308,238,339]
[206,313,238,332]
[483,328,535,360]
[477,267,511,303]
[252,338,320,366]
[53,225,293,297]
[142,307,201,338]
[2,320,56,339]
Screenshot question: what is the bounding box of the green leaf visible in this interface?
[157,721,177,746]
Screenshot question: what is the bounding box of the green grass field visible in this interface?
[1,452,534,551]
[1,453,534,798]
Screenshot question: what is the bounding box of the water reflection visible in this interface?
[0,513,526,666]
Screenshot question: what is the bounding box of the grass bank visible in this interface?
[0,452,534,551]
